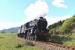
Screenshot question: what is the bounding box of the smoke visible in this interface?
[24,0,48,22]
[24,0,71,25]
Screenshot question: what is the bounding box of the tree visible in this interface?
[61,16,75,34]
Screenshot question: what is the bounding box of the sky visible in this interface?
[0,0,75,30]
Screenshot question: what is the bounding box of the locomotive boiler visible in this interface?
[18,17,48,41]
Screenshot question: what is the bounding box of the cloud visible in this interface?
[52,0,68,8]
[24,0,48,22]
[45,15,71,26]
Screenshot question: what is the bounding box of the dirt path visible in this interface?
[35,41,71,50]
[17,38,75,50]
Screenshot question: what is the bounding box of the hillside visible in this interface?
[48,15,75,34]
[0,27,19,33]
[48,15,75,46]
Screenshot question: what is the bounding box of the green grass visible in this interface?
[0,33,43,50]
[0,32,75,50]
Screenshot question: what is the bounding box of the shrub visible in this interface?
[15,44,23,48]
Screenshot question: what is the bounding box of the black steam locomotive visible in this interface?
[18,17,48,41]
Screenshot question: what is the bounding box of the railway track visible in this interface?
[17,37,75,50]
